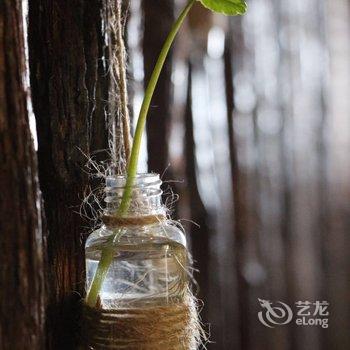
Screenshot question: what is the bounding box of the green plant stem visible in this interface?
[117,0,196,215]
[86,0,196,307]
[85,246,114,306]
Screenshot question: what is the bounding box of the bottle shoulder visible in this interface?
[85,221,187,249]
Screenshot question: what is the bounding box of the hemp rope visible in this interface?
[102,214,166,227]
[81,295,203,350]
[106,0,132,172]
[114,0,132,161]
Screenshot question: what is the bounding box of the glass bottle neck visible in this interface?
[104,173,165,218]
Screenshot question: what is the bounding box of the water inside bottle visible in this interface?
[86,237,188,309]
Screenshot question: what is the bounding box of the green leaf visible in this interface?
[199,0,247,15]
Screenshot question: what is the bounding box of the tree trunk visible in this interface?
[143,0,174,174]
[224,28,246,350]
[28,0,108,348]
[0,1,45,349]
[184,61,211,323]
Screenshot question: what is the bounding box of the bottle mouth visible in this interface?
[105,173,162,190]
[104,173,163,210]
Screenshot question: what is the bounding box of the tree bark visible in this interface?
[0,1,45,349]
[28,0,108,348]
[184,61,211,323]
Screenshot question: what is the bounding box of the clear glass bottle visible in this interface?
[85,173,188,309]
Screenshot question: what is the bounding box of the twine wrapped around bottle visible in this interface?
[81,293,203,349]
[101,214,166,227]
